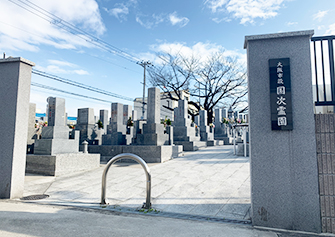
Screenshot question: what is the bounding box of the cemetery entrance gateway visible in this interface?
[245,30,321,233]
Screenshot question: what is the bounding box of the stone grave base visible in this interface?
[214,137,230,145]
[229,137,242,144]
[87,145,183,163]
[236,143,249,156]
[26,153,100,176]
[206,140,224,146]
[174,141,207,151]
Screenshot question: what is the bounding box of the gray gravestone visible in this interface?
[0,57,34,199]
[133,87,171,146]
[222,108,227,119]
[123,105,132,125]
[75,108,101,144]
[77,108,95,125]
[214,109,228,143]
[198,110,214,141]
[173,99,202,151]
[100,109,108,134]
[214,109,222,124]
[34,97,79,154]
[132,110,138,121]
[244,30,320,232]
[147,87,160,124]
[102,103,132,145]
[27,103,37,154]
[47,97,66,127]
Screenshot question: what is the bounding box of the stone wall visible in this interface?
[316,114,335,233]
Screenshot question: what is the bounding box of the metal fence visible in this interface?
[312,36,335,106]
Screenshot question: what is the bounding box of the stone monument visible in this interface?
[89,87,182,163]
[99,109,109,135]
[173,99,206,151]
[213,108,229,145]
[27,103,37,154]
[198,110,214,145]
[75,108,102,145]
[102,103,132,145]
[26,97,100,176]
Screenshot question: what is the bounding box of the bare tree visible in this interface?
[148,53,198,101]
[148,50,247,123]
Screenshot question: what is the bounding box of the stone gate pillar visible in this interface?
[0,57,34,198]
[244,30,321,232]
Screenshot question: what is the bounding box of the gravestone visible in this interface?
[198,110,214,145]
[132,110,138,121]
[214,108,229,144]
[245,30,320,232]
[27,103,37,154]
[100,109,109,135]
[102,103,132,145]
[34,97,79,154]
[27,97,100,176]
[173,99,205,151]
[222,108,227,119]
[123,105,132,125]
[133,87,171,146]
[0,57,34,199]
[90,87,181,163]
[75,108,102,145]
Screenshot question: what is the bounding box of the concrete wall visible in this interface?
[245,30,321,232]
[316,114,335,233]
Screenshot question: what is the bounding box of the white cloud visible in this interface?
[286,22,297,26]
[73,69,90,75]
[35,59,89,75]
[168,12,189,27]
[148,41,246,66]
[212,17,232,23]
[204,0,285,24]
[0,0,105,52]
[313,10,328,22]
[104,0,137,22]
[326,23,335,35]
[136,12,189,29]
[136,14,165,29]
[104,4,129,21]
[204,0,228,13]
[48,60,77,68]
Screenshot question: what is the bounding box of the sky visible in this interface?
[0,0,334,117]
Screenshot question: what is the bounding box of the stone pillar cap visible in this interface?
[244,30,314,49]
[0,57,35,66]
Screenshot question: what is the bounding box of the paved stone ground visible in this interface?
[23,145,251,221]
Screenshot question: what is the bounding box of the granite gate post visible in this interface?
[244,30,321,232]
[0,57,34,198]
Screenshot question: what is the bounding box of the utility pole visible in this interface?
[137,60,153,120]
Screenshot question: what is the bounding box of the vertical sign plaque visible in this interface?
[269,58,293,130]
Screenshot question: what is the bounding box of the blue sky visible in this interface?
[0,0,334,116]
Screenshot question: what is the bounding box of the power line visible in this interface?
[0,20,141,74]
[31,82,113,104]
[32,69,134,102]
[8,0,141,63]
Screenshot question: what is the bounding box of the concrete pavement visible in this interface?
[23,145,251,221]
[0,201,276,237]
[0,145,330,236]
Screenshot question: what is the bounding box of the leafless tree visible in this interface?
[148,51,247,123]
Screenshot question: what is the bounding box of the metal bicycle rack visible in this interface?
[101,153,152,209]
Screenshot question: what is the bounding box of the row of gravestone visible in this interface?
[27,87,245,156]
